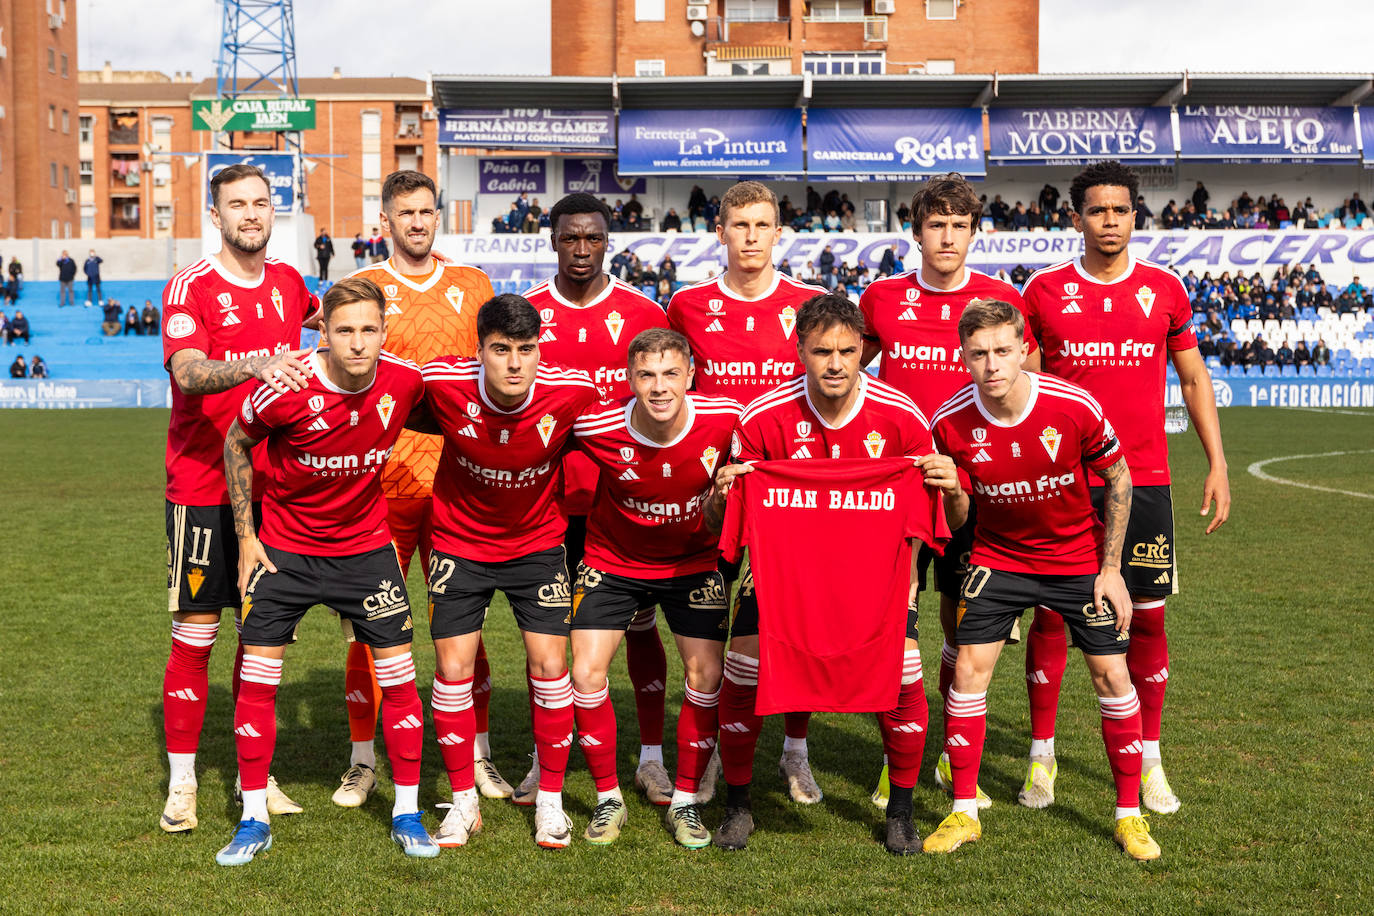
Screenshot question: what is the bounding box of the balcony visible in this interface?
[395,122,423,141]
[709,16,791,43]
[800,15,887,46]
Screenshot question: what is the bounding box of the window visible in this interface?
[64,221,72,239]
[731,61,771,75]
[635,59,666,77]
[926,0,957,19]
[81,203,95,233]
[361,111,381,138]
[109,110,139,145]
[61,109,69,134]
[805,0,864,21]
[47,48,55,72]
[79,115,93,144]
[155,204,173,229]
[925,58,955,74]
[362,194,381,222]
[726,0,780,20]
[635,0,665,21]
[362,152,381,181]
[62,164,70,188]
[50,163,58,187]
[802,52,884,75]
[51,219,59,238]
[48,105,56,130]
[79,159,92,186]
[61,53,68,77]
[153,162,171,186]
[150,116,172,151]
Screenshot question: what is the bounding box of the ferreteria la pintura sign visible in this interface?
[193,98,317,132]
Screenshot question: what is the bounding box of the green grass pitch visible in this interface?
[1,406,1371,914]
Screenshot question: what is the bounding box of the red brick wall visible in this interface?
[10,1,80,237]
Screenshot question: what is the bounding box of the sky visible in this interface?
[79,0,1371,80]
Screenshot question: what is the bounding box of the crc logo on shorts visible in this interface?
[166,313,196,339]
[538,571,572,608]
[689,577,727,611]
[576,567,603,591]
[364,579,408,620]
[1081,599,1118,628]
[1129,534,1172,570]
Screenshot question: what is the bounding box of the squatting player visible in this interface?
[218,277,433,864]
[158,162,318,832]
[706,293,961,855]
[859,172,1035,809]
[414,295,597,849]
[520,192,672,806]
[1020,160,1230,813]
[337,170,509,808]
[568,328,740,848]
[923,297,1159,861]
[668,180,827,805]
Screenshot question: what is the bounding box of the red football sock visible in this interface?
[718,652,762,787]
[783,711,810,741]
[473,639,493,735]
[573,682,620,792]
[1126,600,1168,744]
[1026,606,1068,742]
[344,640,381,743]
[376,653,423,788]
[625,610,667,747]
[163,620,218,755]
[938,641,958,704]
[1099,688,1144,809]
[878,650,928,789]
[231,639,244,704]
[234,655,283,793]
[530,672,575,793]
[430,675,475,792]
[944,688,988,803]
[675,681,720,794]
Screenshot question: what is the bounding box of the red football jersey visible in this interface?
[859,266,1036,419]
[422,358,598,562]
[237,351,424,556]
[573,393,741,578]
[1023,255,1196,486]
[162,256,320,505]
[731,373,933,465]
[524,275,669,515]
[667,271,825,404]
[931,373,1123,576]
[718,459,947,715]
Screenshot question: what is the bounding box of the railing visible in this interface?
[396,124,423,140]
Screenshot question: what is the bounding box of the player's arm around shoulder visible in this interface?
[223,408,275,598]
[169,346,314,397]
[1095,456,1134,632]
[1170,345,1231,534]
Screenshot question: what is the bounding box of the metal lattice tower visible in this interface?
[216,0,299,100]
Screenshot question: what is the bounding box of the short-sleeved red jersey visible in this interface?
[667,272,824,404]
[573,394,741,578]
[422,358,598,562]
[859,266,1036,419]
[931,373,1123,576]
[237,350,423,556]
[162,256,320,505]
[1022,256,1195,486]
[524,275,669,515]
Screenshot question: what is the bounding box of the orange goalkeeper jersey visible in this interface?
[349,256,489,499]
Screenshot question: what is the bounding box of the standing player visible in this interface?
[859,173,1036,809]
[668,180,826,804]
[923,297,1159,861]
[417,294,598,849]
[521,192,673,806]
[568,328,739,848]
[159,163,318,833]
[218,277,434,865]
[336,170,510,808]
[706,293,958,855]
[1019,161,1230,813]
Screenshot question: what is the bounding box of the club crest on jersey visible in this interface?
[700,446,720,477]
[941,304,951,321]
[661,462,673,477]
[350,410,359,427]
[864,431,887,458]
[466,401,481,419]
[578,328,588,342]
[537,414,557,447]
[1064,282,1079,297]
[445,286,465,313]
[1039,425,1062,461]
[384,284,403,316]
[796,420,813,440]
[308,394,325,414]
[1103,297,1113,313]
[270,287,284,321]
[831,444,841,459]
[218,292,241,326]
[746,316,755,332]
[540,308,555,323]
[905,287,920,303]
[779,306,797,338]
[500,429,510,444]
[376,394,395,429]
[605,310,625,344]
[1011,442,1022,457]
[708,298,724,314]
[972,427,988,443]
[166,313,196,339]
[619,446,637,463]
[1136,285,1156,317]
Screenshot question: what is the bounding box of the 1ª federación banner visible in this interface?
[438,109,615,150]
[1177,106,1358,162]
[617,109,804,176]
[204,152,297,212]
[988,107,1174,166]
[807,108,984,179]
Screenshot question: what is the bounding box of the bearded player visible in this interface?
[519,193,672,806]
[1019,160,1230,814]
[705,293,961,854]
[335,170,509,808]
[668,180,826,805]
[159,163,318,833]
[860,173,1036,810]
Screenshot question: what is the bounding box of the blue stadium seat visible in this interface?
[1301,307,1317,320]
[1361,357,1374,372]
[1280,364,1297,377]
[1260,365,1279,377]
[1336,348,1353,363]
[1228,365,1249,378]
[1204,356,1222,369]
[1299,364,1317,377]
[1316,364,1333,377]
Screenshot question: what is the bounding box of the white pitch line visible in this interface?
[1278,406,1374,417]
[1246,449,1374,500]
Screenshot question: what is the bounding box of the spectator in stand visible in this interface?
[704,195,721,227]
[351,232,368,268]
[1218,337,1238,367]
[1160,200,1179,229]
[1010,264,1030,288]
[609,199,625,231]
[1205,309,1226,336]
[1011,202,1029,230]
[1237,338,1257,367]
[141,299,160,335]
[0,310,7,344]
[624,208,644,231]
[1312,338,1331,366]
[659,255,677,285]
[878,246,896,277]
[688,184,708,220]
[1276,340,1294,366]
[522,198,544,233]
[101,300,123,336]
[840,206,857,232]
[1027,202,1045,229]
[891,251,905,274]
[9,256,23,292]
[661,208,682,232]
[313,229,335,282]
[622,193,644,225]
[28,355,48,378]
[514,192,531,224]
[1182,270,1199,294]
[609,249,631,280]
[1256,335,1276,366]
[8,309,29,344]
[1274,198,1291,226]
[1038,182,1060,213]
[84,249,104,306]
[56,250,77,308]
[805,185,821,215]
[9,354,26,378]
[1237,190,1253,213]
[1134,195,1154,229]
[988,194,1009,228]
[1197,333,1218,358]
[1348,192,1369,219]
[895,202,911,230]
[655,276,673,307]
[1344,276,1367,300]
[1192,180,1210,213]
[1293,339,1312,367]
[817,244,836,289]
[778,258,793,277]
[123,305,142,336]
[368,227,389,263]
[824,210,841,232]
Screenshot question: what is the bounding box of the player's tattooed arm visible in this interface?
[224,419,276,597]
[170,346,314,396]
[1094,456,1134,632]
